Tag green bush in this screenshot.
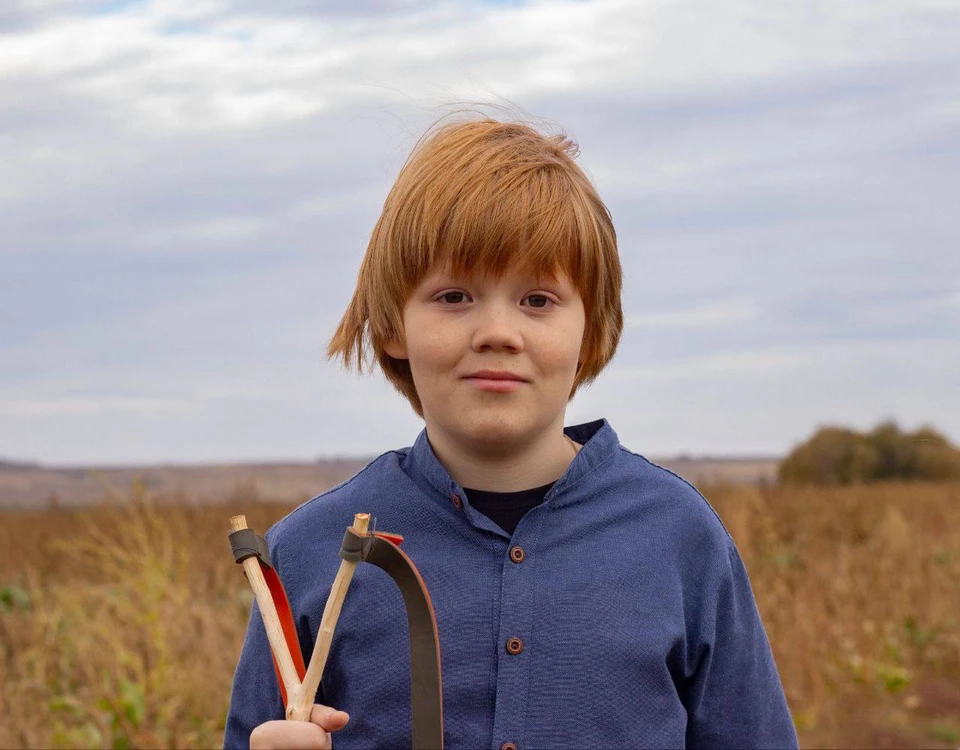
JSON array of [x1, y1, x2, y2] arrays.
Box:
[[779, 421, 960, 486]]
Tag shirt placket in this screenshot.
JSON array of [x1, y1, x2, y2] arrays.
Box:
[[489, 513, 540, 750]]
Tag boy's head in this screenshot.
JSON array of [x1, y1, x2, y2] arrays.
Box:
[[328, 117, 623, 418]]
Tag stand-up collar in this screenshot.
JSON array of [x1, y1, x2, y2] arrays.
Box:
[[554, 419, 621, 497], [400, 419, 620, 506]]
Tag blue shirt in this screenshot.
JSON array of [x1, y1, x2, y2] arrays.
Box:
[[224, 419, 798, 749]]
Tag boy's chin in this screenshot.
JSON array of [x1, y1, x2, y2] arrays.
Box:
[[453, 415, 552, 452]]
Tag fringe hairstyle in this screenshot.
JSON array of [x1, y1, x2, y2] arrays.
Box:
[[327, 117, 623, 417]]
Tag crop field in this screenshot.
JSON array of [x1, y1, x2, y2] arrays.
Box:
[[1, 480, 958, 749]]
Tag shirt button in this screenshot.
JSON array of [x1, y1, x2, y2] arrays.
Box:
[[506, 637, 523, 655], [509, 545, 525, 563], [501, 743, 518, 750], [450, 493, 463, 509]]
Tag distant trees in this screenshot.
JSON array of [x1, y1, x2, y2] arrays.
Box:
[[779, 420, 960, 486]]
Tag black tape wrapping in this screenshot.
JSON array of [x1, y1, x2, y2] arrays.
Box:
[[229, 528, 272, 568], [338, 527, 375, 563]]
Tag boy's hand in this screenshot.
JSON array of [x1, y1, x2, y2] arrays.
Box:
[[249, 705, 350, 749]]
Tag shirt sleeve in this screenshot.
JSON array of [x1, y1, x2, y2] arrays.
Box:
[[681, 544, 799, 750], [222, 596, 286, 749]]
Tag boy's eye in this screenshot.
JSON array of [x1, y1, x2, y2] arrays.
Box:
[[439, 291, 469, 304], [524, 294, 552, 309]]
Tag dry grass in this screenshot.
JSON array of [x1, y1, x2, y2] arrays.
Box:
[[711, 481, 960, 748], [1, 479, 958, 748]]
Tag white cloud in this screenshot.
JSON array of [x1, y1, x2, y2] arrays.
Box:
[[625, 299, 760, 330], [605, 348, 805, 382], [0, 395, 189, 415], [604, 337, 960, 385], [853, 291, 960, 324], [134, 215, 267, 249], [3, 0, 956, 137]]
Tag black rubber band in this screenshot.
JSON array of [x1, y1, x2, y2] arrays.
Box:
[[228, 528, 272, 568], [364, 536, 444, 750], [338, 528, 444, 747]]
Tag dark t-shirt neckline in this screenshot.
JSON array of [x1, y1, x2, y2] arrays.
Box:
[[463, 480, 556, 536]]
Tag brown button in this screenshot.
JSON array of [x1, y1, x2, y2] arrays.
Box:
[[501, 743, 518, 750], [509, 545, 525, 563], [506, 637, 523, 655], [450, 494, 463, 509]]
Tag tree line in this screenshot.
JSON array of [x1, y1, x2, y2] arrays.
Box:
[[779, 421, 960, 485]]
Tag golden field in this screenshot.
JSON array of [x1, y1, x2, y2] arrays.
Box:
[[1, 480, 958, 749]]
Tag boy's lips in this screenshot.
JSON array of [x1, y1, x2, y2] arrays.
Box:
[[463, 369, 528, 392]]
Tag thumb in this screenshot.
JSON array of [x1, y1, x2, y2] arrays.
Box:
[[309, 704, 350, 733]]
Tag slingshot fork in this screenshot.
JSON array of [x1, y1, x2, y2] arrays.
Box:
[[229, 512, 370, 721]]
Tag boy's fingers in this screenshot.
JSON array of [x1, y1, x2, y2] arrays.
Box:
[[309, 704, 350, 732], [249, 719, 331, 750]]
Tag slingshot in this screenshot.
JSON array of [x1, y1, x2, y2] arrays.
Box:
[[228, 513, 444, 749]]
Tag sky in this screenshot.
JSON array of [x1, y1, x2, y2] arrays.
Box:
[[1, 0, 958, 466]]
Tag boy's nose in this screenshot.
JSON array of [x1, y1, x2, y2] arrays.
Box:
[[471, 310, 524, 353]]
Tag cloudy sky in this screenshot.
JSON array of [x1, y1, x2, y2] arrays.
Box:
[[1, 0, 958, 466]]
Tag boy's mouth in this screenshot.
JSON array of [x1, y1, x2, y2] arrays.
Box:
[[463, 369, 528, 393]]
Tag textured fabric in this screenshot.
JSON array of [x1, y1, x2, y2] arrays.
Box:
[[464, 480, 555, 536], [224, 419, 798, 750]]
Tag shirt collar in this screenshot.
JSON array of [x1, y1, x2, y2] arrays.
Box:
[[556, 419, 620, 497], [400, 419, 620, 507]]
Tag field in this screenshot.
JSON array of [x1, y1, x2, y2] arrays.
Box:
[[1, 479, 958, 749]]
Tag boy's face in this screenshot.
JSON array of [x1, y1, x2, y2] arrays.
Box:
[[384, 266, 585, 455]]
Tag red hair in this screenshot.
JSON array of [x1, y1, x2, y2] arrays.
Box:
[[328, 117, 623, 417]]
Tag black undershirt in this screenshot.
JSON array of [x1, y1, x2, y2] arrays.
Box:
[[462, 481, 556, 536]]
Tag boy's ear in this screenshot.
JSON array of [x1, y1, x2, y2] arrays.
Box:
[[383, 338, 409, 360]]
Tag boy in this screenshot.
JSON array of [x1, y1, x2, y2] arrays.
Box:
[[224, 118, 798, 749]]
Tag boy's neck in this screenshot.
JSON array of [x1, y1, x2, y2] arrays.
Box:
[[426, 424, 581, 492]]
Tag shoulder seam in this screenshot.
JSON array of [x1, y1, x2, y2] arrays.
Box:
[[269, 449, 408, 535], [616, 445, 735, 543]]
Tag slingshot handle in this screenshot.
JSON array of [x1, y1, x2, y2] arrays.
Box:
[[230, 515, 303, 711]]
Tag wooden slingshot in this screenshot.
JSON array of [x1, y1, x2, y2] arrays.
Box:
[[228, 512, 444, 749]]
